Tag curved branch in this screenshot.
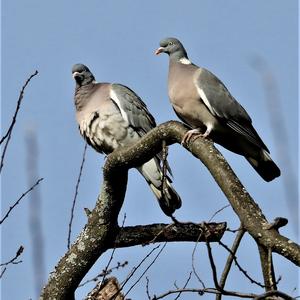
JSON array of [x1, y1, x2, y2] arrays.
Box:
[[40, 121, 300, 299]]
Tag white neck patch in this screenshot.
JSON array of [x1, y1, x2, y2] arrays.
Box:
[[179, 57, 192, 65]]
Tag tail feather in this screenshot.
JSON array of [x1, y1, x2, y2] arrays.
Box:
[[138, 158, 181, 216], [246, 154, 280, 182]]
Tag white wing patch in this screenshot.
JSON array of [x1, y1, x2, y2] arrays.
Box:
[[196, 86, 214, 115], [110, 89, 129, 123], [179, 57, 192, 65]]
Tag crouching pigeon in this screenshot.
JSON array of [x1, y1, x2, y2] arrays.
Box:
[[72, 64, 181, 216], [155, 38, 280, 181]]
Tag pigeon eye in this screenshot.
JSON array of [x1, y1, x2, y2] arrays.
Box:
[[168, 42, 174, 46]]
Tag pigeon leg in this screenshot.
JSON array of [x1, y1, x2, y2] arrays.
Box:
[[181, 125, 212, 145], [181, 128, 202, 145]]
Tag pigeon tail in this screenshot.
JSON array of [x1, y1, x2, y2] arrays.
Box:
[[246, 151, 280, 182], [149, 181, 182, 216], [138, 158, 182, 216]]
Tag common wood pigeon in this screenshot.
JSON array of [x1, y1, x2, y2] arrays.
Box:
[[72, 64, 181, 216], [155, 38, 280, 182]]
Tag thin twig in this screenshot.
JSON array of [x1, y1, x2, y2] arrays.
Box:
[[0, 246, 24, 279], [119, 245, 160, 292], [99, 214, 127, 288], [206, 242, 221, 290], [67, 143, 87, 249], [153, 287, 257, 299], [174, 271, 192, 300], [124, 242, 167, 297], [0, 178, 44, 225], [145, 277, 151, 300], [0, 245, 24, 266], [0, 70, 38, 173], [79, 261, 128, 287], [0, 267, 7, 279], [208, 204, 230, 222], [191, 228, 206, 289], [218, 240, 265, 288], [216, 227, 245, 300], [108, 244, 161, 300], [254, 290, 295, 300]]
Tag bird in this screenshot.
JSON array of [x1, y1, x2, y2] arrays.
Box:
[[72, 63, 181, 216], [155, 37, 280, 182]]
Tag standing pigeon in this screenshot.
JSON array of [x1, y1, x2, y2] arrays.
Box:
[[72, 63, 181, 216], [155, 38, 280, 181]]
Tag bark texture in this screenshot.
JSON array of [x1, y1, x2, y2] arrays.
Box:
[[40, 121, 299, 300]]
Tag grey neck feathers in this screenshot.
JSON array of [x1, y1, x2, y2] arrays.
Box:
[[169, 48, 189, 62], [74, 83, 95, 111]]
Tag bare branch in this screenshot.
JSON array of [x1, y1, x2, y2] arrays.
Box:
[[67, 143, 88, 249], [153, 287, 257, 299], [0, 178, 44, 225], [174, 272, 192, 300], [216, 227, 245, 300], [208, 204, 230, 222], [0, 245, 24, 266], [100, 214, 127, 288], [191, 229, 206, 289], [253, 290, 295, 300], [0, 70, 38, 172], [123, 242, 167, 297], [114, 222, 226, 248], [258, 245, 277, 291], [0, 246, 24, 279], [218, 240, 265, 288], [40, 121, 300, 299]]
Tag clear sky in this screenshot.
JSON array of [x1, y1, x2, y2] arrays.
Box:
[[2, 1, 298, 299]]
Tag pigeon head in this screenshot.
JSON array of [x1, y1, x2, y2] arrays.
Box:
[[155, 37, 188, 60], [72, 64, 95, 86]]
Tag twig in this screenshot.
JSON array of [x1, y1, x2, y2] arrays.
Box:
[[0, 245, 24, 266], [206, 242, 221, 291], [254, 290, 295, 300], [124, 243, 167, 297], [0, 246, 24, 278], [174, 271, 193, 300], [79, 261, 128, 287], [67, 143, 87, 249], [191, 228, 206, 289], [0, 70, 38, 173], [0, 267, 7, 279], [0, 178, 44, 225], [118, 245, 161, 294], [99, 214, 127, 287], [145, 277, 151, 300], [108, 244, 162, 300], [208, 204, 230, 222], [153, 287, 257, 299], [216, 227, 245, 300], [218, 240, 265, 288]]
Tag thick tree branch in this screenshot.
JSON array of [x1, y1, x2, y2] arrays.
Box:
[[113, 222, 226, 248], [40, 121, 299, 299]]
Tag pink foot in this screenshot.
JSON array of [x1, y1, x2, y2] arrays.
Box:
[[181, 128, 211, 145]]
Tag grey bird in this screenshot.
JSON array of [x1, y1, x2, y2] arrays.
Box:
[[155, 38, 280, 182], [72, 63, 181, 216]]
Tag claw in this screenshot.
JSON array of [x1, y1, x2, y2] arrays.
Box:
[[181, 126, 212, 145]]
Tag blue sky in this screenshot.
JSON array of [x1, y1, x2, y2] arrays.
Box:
[[1, 1, 298, 299]]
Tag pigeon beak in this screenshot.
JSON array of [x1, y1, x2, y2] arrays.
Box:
[[72, 72, 80, 79], [155, 47, 165, 55]]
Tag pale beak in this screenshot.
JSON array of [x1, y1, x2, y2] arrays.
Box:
[[72, 71, 80, 79], [155, 47, 165, 55]]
